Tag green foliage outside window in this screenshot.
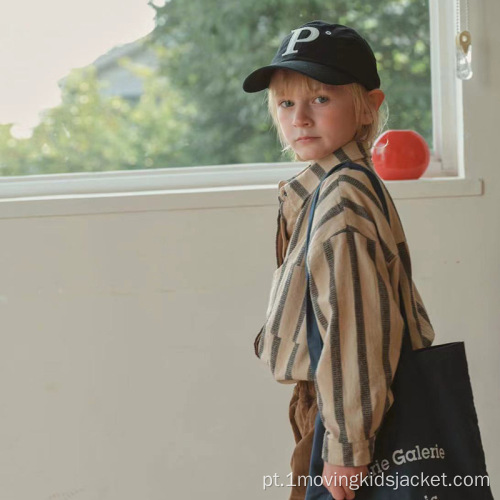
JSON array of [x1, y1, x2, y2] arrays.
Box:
[[0, 0, 431, 175]]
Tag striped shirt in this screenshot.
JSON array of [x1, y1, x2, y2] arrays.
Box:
[[254, 139, 435, 467]]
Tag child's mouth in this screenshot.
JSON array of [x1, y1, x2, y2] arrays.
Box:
[[296, 136, 318, 142]]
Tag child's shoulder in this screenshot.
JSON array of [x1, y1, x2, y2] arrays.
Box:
[[320, 160, 381, 204], [318, 160, 395, 240]]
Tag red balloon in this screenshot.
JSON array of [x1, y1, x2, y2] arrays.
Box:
[[371, 130, 430, 180]]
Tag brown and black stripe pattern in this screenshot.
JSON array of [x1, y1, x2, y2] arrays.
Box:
[[255, 139, 435, 467]]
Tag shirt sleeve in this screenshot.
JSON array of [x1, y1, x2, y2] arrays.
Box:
[[307, 225, 405, 467]]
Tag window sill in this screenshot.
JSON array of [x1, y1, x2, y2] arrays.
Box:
[[0, 163, 483, 219], [0, 178, 484, 219]]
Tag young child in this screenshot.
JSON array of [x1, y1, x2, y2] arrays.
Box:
[[243, 21, 436, 500]]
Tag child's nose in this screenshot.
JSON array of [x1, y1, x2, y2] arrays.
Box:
[[292, 104, 312, 127]]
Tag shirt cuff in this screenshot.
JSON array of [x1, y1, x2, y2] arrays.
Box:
[[322, 431, 376, 467]]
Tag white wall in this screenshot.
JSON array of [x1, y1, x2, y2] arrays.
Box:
[[1, 2, 499, 499]]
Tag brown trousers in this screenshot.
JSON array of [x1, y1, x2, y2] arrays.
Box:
[[288, 381, 319, 500]]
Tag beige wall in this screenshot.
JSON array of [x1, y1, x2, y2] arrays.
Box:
[[1, 2, 499, 499]]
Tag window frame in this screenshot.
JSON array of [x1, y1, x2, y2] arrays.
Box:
[[0, 0, 478, 207], [426, 0, 464, 178]]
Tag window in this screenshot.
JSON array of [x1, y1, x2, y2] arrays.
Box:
[[0, 0, 470, 201]]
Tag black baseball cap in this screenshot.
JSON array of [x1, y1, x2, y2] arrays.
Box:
[[242, 20, 380, 93]]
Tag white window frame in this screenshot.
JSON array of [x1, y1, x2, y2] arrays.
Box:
[[424, 0, 465, 178], [0, 0, 483, 216]]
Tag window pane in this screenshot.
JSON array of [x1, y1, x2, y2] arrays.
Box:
[[0, 0, 431, 176]]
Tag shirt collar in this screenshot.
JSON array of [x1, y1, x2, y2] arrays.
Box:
[[278, 139, 375, 208]]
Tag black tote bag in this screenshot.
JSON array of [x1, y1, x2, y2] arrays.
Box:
[[303, 161, 494, 500]]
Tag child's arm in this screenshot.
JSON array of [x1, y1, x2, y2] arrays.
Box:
[[308, 224, 404, 467]]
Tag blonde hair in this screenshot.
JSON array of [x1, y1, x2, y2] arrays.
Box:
[[267, 69, 388, 159]]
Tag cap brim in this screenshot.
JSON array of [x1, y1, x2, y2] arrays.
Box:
[[242, 60, 355, 93]]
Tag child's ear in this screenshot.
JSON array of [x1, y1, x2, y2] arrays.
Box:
[[361, 89, 385, 125]]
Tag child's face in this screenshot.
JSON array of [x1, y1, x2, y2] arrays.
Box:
[[271, 73, 358, 161]]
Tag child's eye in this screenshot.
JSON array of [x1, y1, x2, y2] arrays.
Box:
[[314, 96, 329, 104], [279, 100, 294, 108]]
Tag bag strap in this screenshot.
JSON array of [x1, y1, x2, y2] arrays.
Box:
[[304, 161, 411, 373]]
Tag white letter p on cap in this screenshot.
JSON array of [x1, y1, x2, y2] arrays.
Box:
[[282, 27, 320, 56]]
